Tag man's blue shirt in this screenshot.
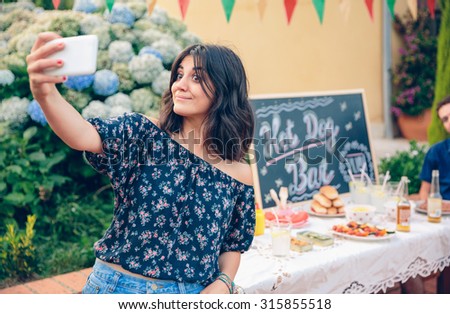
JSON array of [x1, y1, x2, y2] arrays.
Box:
[[419, 138, 450, 199]]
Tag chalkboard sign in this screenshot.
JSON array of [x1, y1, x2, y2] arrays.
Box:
[[250, 90, 377, 209]]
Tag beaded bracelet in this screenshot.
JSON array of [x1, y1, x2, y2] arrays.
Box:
[[216, 272, 235, 294]]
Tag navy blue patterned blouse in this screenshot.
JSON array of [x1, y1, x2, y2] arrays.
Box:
[[84, 113, 255, 285]]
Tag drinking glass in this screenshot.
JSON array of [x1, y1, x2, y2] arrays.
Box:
[[349, 181, 370, 204], [270, 219, 291, 257]]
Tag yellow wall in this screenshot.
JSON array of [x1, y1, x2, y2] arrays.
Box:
[[157, 0, 385, 123]]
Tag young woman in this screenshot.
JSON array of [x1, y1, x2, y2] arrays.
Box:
[[26, 32, 255, 294]]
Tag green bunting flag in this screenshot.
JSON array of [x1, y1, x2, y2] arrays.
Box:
[[312, 0, 326, 24], [221, 0, 236, 23], [386, 0, 396, 19], [106, 0, 115, 12]]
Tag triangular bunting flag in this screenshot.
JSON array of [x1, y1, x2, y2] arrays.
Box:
[[106, 0, 115, 12], [387, 0, 396, 19], [284, 0, 298, 25], [221, 0, 236, 23], [365, 0, 374, 21], [427, 0, 436, 19], [407, 0, 418, 20], [257, 0, 268, 21], [178, 0, 190, 20], [52, 0, 61, 10], [147, 0, 157, 16], [312, 0, 326, 24], [339, 0, 351, 22]]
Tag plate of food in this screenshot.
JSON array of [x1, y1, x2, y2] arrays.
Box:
[[309, 186, 346, 217], [265, 208, 309, 228], [331, 221, 396, 241], [308, 208, 345, 218], [414, 200, 450, 215]]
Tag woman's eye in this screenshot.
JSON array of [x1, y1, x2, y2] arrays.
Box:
[[176, 73, 183, 80], [192, 75, 200, 82]]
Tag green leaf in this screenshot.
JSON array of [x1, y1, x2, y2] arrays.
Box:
[[5, 165, 22, 175], [0, 182, 6, 193], [4, 192, 26, 205], [29, 151, 46, 162], [23, 127, 38, 142], [47, 174, 71, 186]]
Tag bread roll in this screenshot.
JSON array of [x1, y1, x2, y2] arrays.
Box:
[[311, 200, 327, 214], [327, 207, 337, 215], [337, 206, 345, 214], [332, 198, 344, 207], [313, 193, 332, 207], [319, 186, 339, 200]]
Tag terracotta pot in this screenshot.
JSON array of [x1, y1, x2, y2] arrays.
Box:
[[397, 109, 431, 141]]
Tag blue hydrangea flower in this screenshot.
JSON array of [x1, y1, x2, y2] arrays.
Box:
[[28, 99, 47, 126], [63, 74, 95, 91], [139, 46, 163, 62], [106, 4, 135, 27], [73, 0, 98, 13], [93, 70, 119, 96], [0, 70, 15, 86]]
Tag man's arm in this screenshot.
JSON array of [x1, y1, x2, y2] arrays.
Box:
[[419, 181, 430, 200]]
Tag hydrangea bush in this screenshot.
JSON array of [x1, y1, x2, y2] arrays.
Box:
[[0, 0, 201, 126], [0, 0, 201, 284]]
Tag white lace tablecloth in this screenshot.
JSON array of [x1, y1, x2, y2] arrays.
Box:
[[235, 209, 450, 294]]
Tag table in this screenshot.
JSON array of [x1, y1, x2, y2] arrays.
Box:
[[235, 205, 450, 294]]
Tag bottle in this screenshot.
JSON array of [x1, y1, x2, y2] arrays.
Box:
[[427, 170, 442, 223], [396, 176, 411, 232], [254, 203, 265, 236]]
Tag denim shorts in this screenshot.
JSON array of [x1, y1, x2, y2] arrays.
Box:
[[82, 259, 205, 294]]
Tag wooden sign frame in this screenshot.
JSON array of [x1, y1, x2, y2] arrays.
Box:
[[249, 89, 378, 210]]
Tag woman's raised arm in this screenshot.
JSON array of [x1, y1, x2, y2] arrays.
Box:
[[26, 32, 102, 154]]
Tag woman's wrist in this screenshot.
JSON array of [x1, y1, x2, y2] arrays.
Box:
[[215, 272, 235, 294]]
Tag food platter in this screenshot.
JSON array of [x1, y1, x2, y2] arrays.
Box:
[[331, 221, 396, 241], [414, 200, 450, 216], [264, 209, 309, 228], [330, 230, 396, 241], [307, 208, 345, 218]]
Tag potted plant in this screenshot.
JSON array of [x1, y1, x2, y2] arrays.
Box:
[[378, 141, 428, 195], [391, 8, 439, 141]]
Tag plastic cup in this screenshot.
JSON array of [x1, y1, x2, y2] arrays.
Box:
[[370, 184, 387, 214], [270, 219, 291, 257], [349, 181, 370, 204]]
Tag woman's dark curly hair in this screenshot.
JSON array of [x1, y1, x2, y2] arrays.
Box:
[[159, 44, 254, 161]]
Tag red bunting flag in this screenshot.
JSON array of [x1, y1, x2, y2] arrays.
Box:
[[52, 0, 61, 10], [284, 0, 298, 25], [221, 0, 236, 23], [364, 0, 374, 21], [427, 0, 436, 19], [178, 0, 190, 20]]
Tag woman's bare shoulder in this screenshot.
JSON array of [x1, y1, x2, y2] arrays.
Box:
[[227, 160, 254, 186], [142, 115, 160, 128]]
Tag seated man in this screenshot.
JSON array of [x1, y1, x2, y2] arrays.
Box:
[[406, 95, 450, 294], [419, 95, 450, 200]]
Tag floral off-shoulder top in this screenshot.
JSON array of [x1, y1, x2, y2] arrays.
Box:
[[84, 113, 255, 285]]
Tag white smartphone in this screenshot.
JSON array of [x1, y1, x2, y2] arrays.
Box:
[[44, 35, 98, 76]]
